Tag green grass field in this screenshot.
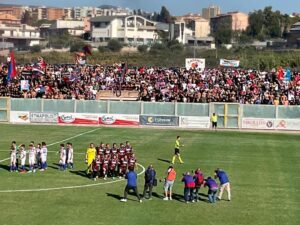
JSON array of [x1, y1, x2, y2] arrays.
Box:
[[0, 124, 299, 225]]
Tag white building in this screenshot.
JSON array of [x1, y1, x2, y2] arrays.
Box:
[[73, 7, 93, 19], [0, 24, 42, 49], [91, 15, 160, 45], [51, 19, 85, 36]]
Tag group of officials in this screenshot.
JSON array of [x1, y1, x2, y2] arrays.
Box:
[[120, 135, 231, 203], [121, 164, 231, 204]]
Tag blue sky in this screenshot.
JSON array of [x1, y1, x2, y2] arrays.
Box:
[[1, 0, 298, 15]]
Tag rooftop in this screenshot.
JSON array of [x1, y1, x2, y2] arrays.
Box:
[[90, 16, 125, 23]]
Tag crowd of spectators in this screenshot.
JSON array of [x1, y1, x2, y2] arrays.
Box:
[[1, 62, 300, 105]]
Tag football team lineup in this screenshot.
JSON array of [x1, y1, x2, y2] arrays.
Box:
[[0, 127, 146, 193]]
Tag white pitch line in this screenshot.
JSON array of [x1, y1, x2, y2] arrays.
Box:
[[0, 163, 145, 193], [47, 128, 102, 147], [0, 128, 101, 161], [0, 157, 9, 163]]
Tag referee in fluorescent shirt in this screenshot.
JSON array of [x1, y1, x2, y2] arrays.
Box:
[[171, 136, 184, 164]]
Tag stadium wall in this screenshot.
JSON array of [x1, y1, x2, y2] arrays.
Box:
[[2, 98, 300, 131]]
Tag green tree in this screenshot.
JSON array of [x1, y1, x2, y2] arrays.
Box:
[[213, 17, 233, 46], [107, 39, 123, 52], [137, 45, 148, 53], [158, 6, 174, 23], [69, 39, 85, 52], [30, 45, 41, 53]]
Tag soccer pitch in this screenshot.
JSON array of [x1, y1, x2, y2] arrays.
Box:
[[0, 124, 299, 225]]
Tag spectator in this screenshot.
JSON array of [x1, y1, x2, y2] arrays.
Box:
[[215, 168, 231, 201], [163, 165, 176, 200], [1, 63, 300, 105], [142, 165, 156, 200], [181, 171, 195, 203], [120, 166, 142, 203], [204, 176, 219, 203]]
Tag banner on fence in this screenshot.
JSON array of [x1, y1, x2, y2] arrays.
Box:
[[30, 112, 58, 123], [140, 115, 179, 126], [99, 114, 139, 126], [58, 113, 98, 125], [242, 118, 274, 129], [275, 119, 300, 130], [220, 59, 240, 67], [10, 111, 30, 123], [185, 58, 205, 70], [179, 116, 210, 128]]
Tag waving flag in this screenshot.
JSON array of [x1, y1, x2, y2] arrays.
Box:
[[7, 51, 17, 81]]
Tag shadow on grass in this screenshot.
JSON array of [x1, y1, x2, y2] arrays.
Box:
[[69, 170, 89, 179], [106, 193, 122, 200], [151, 192, 162, 199], [157, 158, 171, 164], [106, 192, 141, 202], [0, 164, 10, 171], [47, 165, 59, 170]]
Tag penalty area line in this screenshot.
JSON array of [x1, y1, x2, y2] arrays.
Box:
[[0, 128, 101, 162]]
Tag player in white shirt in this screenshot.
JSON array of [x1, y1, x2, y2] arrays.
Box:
[[10, 145, 17, 172], [59, 143, 67, 171], [19, 145, 27, 173], [28, 144, 36, 173], [40, 142, 48, 171], [67, 142, 74, 169]]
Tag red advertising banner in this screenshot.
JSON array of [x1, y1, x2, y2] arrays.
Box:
[[58, 113, 98, 125], [99, 114, 139, 126]]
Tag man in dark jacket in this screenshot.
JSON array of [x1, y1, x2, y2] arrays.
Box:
[[120, 166, 142, 203], [142, 165, 156, 200]]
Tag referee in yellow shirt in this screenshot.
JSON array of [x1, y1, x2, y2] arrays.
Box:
[[85, 143, 96, 174], [211, 113, 218, 131], [171, 136, 184, 164]]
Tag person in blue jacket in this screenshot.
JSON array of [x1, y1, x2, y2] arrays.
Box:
[[215, 168, 231, 201], [204, 176, 219, 203], [120, 166, 142, 203], [142, 165, 156, 200]]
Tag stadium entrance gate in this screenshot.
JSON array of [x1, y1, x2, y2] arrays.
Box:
[[0, 97, 10, 122], [210, 103, 240, 129]]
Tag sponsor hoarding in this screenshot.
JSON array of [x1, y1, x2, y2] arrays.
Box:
[[242, 118, 274, 129], [220, 59, 240, 67], [10, 111, 30, 123], [99, 114, 139, 126], [275, 119, 300, 130], [30, 112, 58, 123], [185, 58, 205, 70], [179, 116, 210, 129], [58, 113, 98, 125], [140, 115, 179, 126]]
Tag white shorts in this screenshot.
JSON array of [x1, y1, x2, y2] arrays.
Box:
[[21, 158, 26, 166], [11, 155, 16, 164], [29, 157, 35, 165], [41, 156, 47, 163]]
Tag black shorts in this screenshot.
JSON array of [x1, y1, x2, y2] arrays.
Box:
[[212, 122, 217, 128], [174, 148, 180, 155]]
